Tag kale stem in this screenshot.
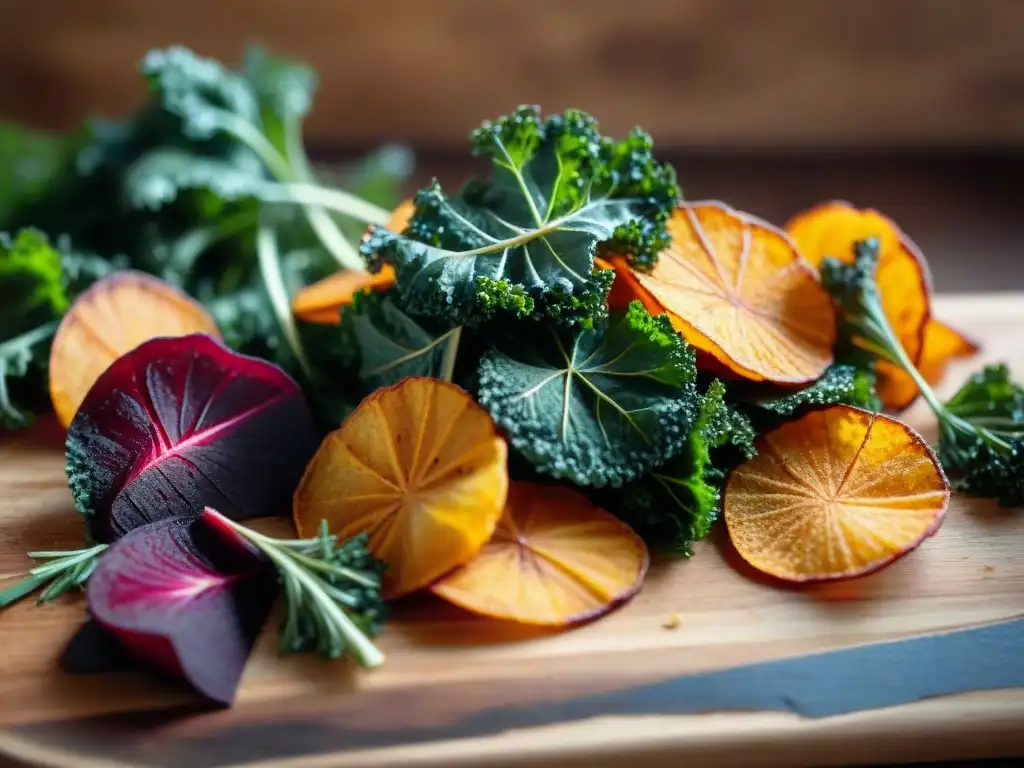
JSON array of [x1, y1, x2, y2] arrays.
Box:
[[217, 112, 293, 180], [280, 118, 369, 272], [255, 222, 314, 380], [218, 109, 370, 272], [855, 292, 1014, 456], [257, 183, 390, 229]]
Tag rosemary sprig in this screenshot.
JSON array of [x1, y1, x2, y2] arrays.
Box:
[[203, 509, 387, 668], [0, 543, 108, 608]]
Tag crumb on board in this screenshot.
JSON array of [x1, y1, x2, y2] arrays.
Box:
[[983, 565, 995, 572], [662, 613, 681, 629]]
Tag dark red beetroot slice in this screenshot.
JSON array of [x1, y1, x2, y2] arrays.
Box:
[[66, 334, 318, 543], [86, 514, 278, 705]]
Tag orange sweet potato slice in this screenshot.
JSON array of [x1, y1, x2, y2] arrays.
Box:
[[49, 271, 221, 427], [621, 202, 835, 384], [293, 377, 509, 600], [432, 482, 649, 626], [918, 317, 981, 387], [724, 405, 949, 583], [291, 267, 397, 324], [291, 199, 414, 325], [785, 201, 977, 409]]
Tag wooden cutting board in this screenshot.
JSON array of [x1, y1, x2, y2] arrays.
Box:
[[1, 292, 1022, 768]]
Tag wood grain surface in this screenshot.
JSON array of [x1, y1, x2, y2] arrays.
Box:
[[1, 0, 1023, 150], [0, 293, 1022, 767]]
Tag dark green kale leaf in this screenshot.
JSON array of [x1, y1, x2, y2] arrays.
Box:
[[337, 289, 462, 391], [943, 363, 1024, 428], [938, 364, 1024, 508], [609, 380, 756, 554], [741, 363, 881, 431], [363, 105, 680, 329], [477, 300, 700, 487]]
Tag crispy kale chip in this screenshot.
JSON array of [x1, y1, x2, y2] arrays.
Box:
[[363, 105, 680, 328], [939, 364, 1024, 507], [337, 289, 462, 391], [0, 230, 69, 429], [610, 380, 756, 554], [477, 300, 700, 487], [741, 363, 881, 430], [822, 237, 1023, 507]]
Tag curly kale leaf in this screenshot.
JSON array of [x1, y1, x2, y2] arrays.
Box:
[[610, 380, 756, 554], [941, 439, 1024, 508], [938, 364, 1024, 507], [0, 230, 70, 429], [338, 290, 462, 391], [477, 300, 700, 487], [142, 46, 262, 146], [741, 364, 881, 432], [943, 363, 1024, 429], [0, 229, 68, 329], [363, 105, 680, 328]]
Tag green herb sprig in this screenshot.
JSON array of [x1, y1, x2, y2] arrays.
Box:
[[204, 509, 387, 668], [0, 543, 108, 609]]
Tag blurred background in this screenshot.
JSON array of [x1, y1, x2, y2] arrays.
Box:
[[0, 0, 1021, 290]]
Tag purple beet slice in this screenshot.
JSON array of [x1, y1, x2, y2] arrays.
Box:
[[66, 333, 318, 543], [86, 514, 278, 705]]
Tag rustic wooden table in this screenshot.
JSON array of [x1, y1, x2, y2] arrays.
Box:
[[0, 290, 1021, 767]]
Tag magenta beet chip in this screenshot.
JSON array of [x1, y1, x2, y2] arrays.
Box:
[[86, 514, 277, 705], [66, 334, 318, 543]]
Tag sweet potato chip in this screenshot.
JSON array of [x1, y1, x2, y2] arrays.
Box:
[[432, 482, 649, 626], [785, 201, 976, 409], [291, 199, 414, 325], [619, 202, 835, 384], [918, 318, 981, 386], [49, 271, 220, 427], [724, 405, 949, 582], [291, 267, 397, 325], [293, 376, 509, 599]]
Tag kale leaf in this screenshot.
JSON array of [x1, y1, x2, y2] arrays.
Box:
[[363, 105, 679, 329], [477, 300, 700, 487], [609, 380, 756, 554], [337, 290, 462, 391], [939, 364, 1024, 507], [740, 363, 881, 432], [0, 230, 70, 429]]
